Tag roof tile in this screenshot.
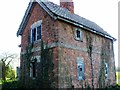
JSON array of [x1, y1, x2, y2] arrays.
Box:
[[42, 1, 113, 39]]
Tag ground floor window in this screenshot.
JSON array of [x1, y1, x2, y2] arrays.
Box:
[[30, 59, 37, 78], [77, 57, 84, 80]]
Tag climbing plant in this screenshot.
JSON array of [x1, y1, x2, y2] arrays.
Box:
[[20, 43, 33, 88], [98, 59, 106, 88], [37, 41, 54, 88], [98, 39, 111, 88], [86, 32, 94, 88]]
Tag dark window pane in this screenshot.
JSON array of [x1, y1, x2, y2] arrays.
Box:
[[32, 62, 36, 77], [78, 65, 82, 77], [76, 30, 80, 38], [80, 67, 82, 71], [105, 64, 108, 75], [32, 28, 36, 42], [37, 25, 41, 40]]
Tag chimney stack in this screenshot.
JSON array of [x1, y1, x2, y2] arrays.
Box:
[[60, 0, 74, 13]]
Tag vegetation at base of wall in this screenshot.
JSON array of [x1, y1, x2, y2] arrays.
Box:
[[37, 41, 54, 88], [116, 71, 120, 86], [1, 80, 120, 89], [116, 72, 120, 79], [19, 41, 54, 88], [20, 43, 33, 88]]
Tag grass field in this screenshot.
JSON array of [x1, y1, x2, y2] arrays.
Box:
[[116, 71, 120, 85]]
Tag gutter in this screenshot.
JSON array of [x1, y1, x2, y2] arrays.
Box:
[[17, 0, 116, 42], [57, 16, 116, 41]]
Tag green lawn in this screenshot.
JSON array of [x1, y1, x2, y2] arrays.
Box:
[[116, 72, 120, 79], [116, 72, 120, 85]]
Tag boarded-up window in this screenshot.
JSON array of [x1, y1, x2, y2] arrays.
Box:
[[30, 59, 37, 78], [105, 63, 108, 77], [77, 57, 84, 80]]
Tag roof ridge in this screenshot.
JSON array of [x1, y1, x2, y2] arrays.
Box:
[[40, 1, 116, 40], [17, 0, 116, 41]]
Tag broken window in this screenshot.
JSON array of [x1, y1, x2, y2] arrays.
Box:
[[105, 63, 108, 77], [77, 57, 84, 80], [32, 62, 36, 77], [30, 59, 37, 78], [32, 28, 36, 42], [31, 25, 42, 42], [75, 28, 83, 41], [37, 25, 42, 40], [77, 30, 80, 38]]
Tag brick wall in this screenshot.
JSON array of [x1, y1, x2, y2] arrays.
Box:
[[20, 2, 59, 85], [21, 2, 58, 52], [57, 20, 116, 88], [20, 2, 116, 88]]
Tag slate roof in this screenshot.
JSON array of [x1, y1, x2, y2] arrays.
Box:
[[17, 0, 116, 41]]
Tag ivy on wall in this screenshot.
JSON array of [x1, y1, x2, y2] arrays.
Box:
[[37, 41, 55, 88], [98, 39, 111, 88], [86, 32, 94, 88], [20, 41, 55, 88], [20, 43, 33, 88]]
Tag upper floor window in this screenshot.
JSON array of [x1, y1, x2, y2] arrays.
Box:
[[75, 28, 83, 41], [31, 20, 42, 43], [77, 57, 85, 80]]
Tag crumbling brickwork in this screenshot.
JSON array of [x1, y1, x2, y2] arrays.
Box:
[[19, 1, 116, 88]]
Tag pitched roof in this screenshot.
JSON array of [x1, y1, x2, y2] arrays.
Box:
[[17, 0, 116, 41]]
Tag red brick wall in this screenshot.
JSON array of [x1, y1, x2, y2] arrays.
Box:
[[57, 21, 116, 88], [20, 2, 59, 86], [20, 2, 116, 88], [21, 2, 58, 52]]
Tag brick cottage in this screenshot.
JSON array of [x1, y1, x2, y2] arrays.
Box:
[[17, 0, 116, 88]]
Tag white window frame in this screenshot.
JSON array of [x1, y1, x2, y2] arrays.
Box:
[[31, 20, 42, 43], [75, 28, 83, 41]]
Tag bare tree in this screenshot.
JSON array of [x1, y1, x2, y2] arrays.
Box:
[[0, 52, 17, 81]]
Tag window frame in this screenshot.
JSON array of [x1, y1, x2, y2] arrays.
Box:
[[30, 20, 42, 43], [30, 58, 37, 78], [75, 28, 83, 41], [77, 57, 85, 80], [105, 62, 109, 77]]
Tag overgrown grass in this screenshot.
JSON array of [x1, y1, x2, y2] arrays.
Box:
[[0, 78, 17, 87], [1, 80, 120, 89], [116, 72, 120, 79], [0, 72, 120, 89], [116, 71, 120, 86]]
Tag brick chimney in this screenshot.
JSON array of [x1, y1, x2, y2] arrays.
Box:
[[60, 0, 74, 13]]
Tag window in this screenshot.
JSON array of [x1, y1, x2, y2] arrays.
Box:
[[32, 62, 36, 77], [30, 59, 37, 78], [31, 25, 42, 42], [77, 58, 84, 80], [105, 63, 108, 77], [75, 28, 83, 41]]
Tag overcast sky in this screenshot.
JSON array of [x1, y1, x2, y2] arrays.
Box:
[[0, 0, 118, 68]]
